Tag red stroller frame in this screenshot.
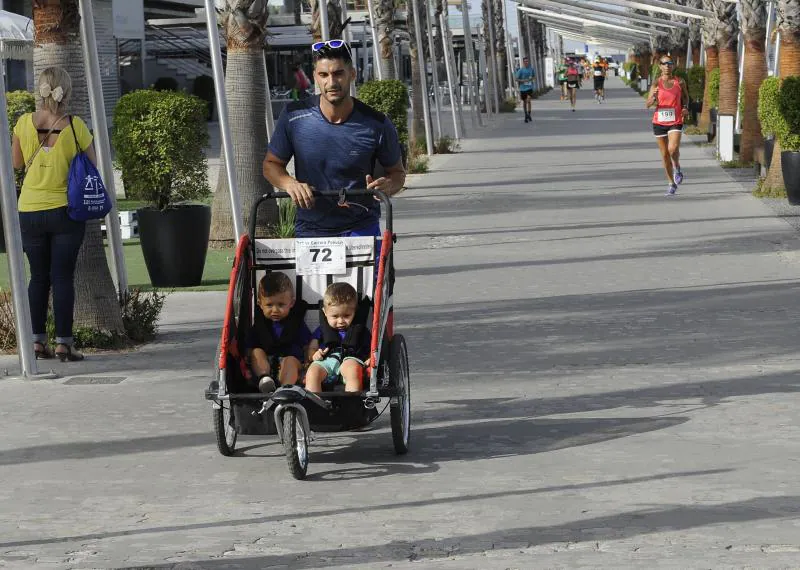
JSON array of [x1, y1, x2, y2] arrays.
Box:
[[206, 190, 411, 480]]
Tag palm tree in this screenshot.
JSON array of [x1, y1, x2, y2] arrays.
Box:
[[699, 0, 721, 130], [375, 0, 398, 79], [739, 0, 768, 163], [764, 0, 800, 190], [32, 0, 124, 334], [687, 0, 703, 65], [711, 0, 739, 117], [311, 0, 346, 42], [669, 0, 689, 69], [407, 0, 428, 146], [493, 0, 508, 94], [209, 0, 275, 245]]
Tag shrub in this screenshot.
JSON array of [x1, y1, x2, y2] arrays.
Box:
[[112, 89, 210, 210], [0, 287, 167, 351], [687, 66, 705, 102], [408, 154, 429, 174], [499, 97, 516, 112], [357, 80, 409, 156], [778, 76, 800, 151], [435, 135, 460, 154], [6, 90, 34, 134], [121, 288, 167, 342], [153, 76, 179, 91], [708, 68, 720, 109], [269, 197, 296, 238], [192, 75, 215, 120], [758, 76, 782, 137]]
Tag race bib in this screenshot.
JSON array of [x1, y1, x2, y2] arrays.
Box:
[[295, 238, 347, 275], [658, 108, 676, 123], [594, 70, 603, 76]]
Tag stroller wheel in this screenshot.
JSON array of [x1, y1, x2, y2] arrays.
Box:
[[282, 408, 309, 479], [213, 402, 237, 456], [389, 334, 411, 454]]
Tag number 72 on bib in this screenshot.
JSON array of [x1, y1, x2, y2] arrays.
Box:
[[295, 238, 347, 275]]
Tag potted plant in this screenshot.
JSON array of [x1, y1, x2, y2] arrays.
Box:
[[758, 76, 781, 170], [358, 79, 409, 166], [778, 76, 800, 204], [113, 89, 211, 286]]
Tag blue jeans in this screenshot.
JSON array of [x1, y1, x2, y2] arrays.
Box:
[[19, 207, 85, 345]]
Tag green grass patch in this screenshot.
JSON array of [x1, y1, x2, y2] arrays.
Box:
[[408, 154, 429, 174], [752, 177, 787, 199], [720, 160, 755, 169], [683, 126, 706, 136], [0, 237, 235, 292]]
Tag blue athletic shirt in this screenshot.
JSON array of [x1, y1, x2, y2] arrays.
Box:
[[516, 66, 535, 92], [268, 95, 402, 237]]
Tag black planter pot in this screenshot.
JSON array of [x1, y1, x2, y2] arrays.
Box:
[[782, 151, 800, 206], [707, 108, 718, 142], [764, 137, 775, 169], [137, 204, 211, 287]]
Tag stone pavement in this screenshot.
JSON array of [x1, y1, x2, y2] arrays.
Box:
[[3, 78, 800, 568]]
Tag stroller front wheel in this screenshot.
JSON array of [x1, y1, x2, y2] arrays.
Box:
[[282, 408, 309, 479]]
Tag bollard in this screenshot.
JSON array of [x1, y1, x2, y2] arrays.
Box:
[[718, 114, 735, 162]]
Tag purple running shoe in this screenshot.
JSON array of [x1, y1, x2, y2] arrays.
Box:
[[665, 183, 678, 197], [674, 169, 684, 185]]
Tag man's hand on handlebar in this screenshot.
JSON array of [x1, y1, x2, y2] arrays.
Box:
[[366, 174, 391, 198], [285, 180, 315, 209]]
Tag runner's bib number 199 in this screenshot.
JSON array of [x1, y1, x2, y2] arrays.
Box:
[[657, 108, 676, 123], [295, 238, 347, 275]]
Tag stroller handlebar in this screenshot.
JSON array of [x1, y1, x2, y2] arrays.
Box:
[[248, 189, 393, 239]]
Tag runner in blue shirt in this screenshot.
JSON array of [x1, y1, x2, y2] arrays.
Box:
[[515, 56, 536, 123], [263, 40, 406, 237]]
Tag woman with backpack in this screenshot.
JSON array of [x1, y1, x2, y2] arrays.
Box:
[[11, 66, 97, 362]]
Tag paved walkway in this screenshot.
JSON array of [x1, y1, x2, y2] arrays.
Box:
[[3, 78, 800, 568]]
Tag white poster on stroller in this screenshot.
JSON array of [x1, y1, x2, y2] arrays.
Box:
[[295, 238, 347, 275]]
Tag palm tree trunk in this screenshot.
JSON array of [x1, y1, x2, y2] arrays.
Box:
[[493, 0, 508, 94], [779, 32, 800, 76], [717, 43, 739, 115], [375, 0, 397, 79], [740, 39, 767, 162], [407, 0, 426, 147], [209, 50, 275, 245], [33, 0, 123, 334], [699, 46, 719, 130]]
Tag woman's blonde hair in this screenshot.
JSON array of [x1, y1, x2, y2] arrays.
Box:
[[36, 67, 72, 113]]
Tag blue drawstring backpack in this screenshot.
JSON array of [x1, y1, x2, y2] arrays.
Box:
[[67, 116, 112, 222]]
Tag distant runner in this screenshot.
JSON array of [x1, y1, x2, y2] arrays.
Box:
[[557, 59, 568, 101], [646, 55, 689, 196], [515, 56, 535, 123], [566, 61, 580, 112], [593, 57, 607, 103]]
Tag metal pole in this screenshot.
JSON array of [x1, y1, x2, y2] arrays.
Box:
[[686, 36, 692, 68], [425, 0, 443, 139], [477, 31, 491, 118], [440, 10, 462, 139], [203, 0, 244, 240], [141, 38, 147, 88], [0, 76, 37, 377], [319, 0, 330, 42], [735, 31, 744, 132], [699, 34, 705, 66], [765, 0, 774, 69], [78, 0, 127, 298], [262, 51, 275, 141], [774, 31, 780, 76], [442, 0, 466, 135], [485, 0, 501, 114], [410, 0, 434, 155], [462, 0, 483, 126], [340, 0, 357, 96], [367, 0, 382, 80]]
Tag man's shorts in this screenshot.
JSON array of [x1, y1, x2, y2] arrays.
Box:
[[559, 79, 567, 85], [653, 123, 684, 138], [310, 352, 366, 382], [567, 80, 579, 90], [520, 90, 533, 101], [594, 78, 605, 90]]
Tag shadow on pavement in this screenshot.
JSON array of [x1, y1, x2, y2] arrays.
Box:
[[0, 468, 730, 550]]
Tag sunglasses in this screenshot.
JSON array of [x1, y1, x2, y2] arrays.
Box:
[[312, 39, 352, 57], [660, 61, 674, 66]]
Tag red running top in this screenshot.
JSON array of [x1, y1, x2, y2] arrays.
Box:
[[652, 77, 683, 126]]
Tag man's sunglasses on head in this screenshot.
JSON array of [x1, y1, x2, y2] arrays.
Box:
[[312, 39, 352, 58]]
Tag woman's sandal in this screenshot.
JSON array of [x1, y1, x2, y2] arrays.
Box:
[[55, 343, 84, 362], [34, 342, 54, 360]]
